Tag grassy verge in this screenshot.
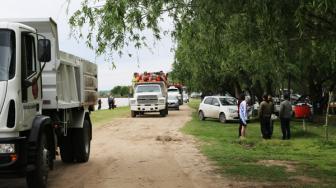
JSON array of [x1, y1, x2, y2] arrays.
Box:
[[90, 106, 130, 127], [182, 99, 336, 186]]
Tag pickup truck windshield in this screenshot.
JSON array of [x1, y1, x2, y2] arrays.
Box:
[[0, 30, 15, 81], [136, 85, 161, 93]]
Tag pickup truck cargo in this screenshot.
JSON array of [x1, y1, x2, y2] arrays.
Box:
[[0, 18, 97, 188]]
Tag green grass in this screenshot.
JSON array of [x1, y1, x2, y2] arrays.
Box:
[[90, 106, 130, 127], [182, 99, 336, 186]]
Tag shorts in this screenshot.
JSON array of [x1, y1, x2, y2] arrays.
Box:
[[239, 118, 247, 127]]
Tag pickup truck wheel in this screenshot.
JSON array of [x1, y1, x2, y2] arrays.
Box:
[[131, 110, 136, 117], [198, 111, 205, 121], [219, 113, 226, 123], [59, 130, 74, 163], [26, 131, 49, 188], [160, 110, 166, 117], [165, 106, 169, 115], [73, 120, 91, 163]]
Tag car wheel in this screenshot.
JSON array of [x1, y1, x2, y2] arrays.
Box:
[[219, 113, 226, 123], [199, 111, 205, 121]]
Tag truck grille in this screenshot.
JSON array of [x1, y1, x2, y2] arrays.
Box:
[[137, 95, 158, 104]]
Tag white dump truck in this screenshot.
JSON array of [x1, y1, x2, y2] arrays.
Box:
[[0, 18, 97, 188], [130, 72, 168, 117]]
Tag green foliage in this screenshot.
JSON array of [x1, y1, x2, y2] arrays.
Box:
[[70, 0, 336, 106], [110, 85, 130, 97], [183, 99, 336, 185]]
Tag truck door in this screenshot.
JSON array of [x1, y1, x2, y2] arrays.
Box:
[[21, 33, 41, 128]]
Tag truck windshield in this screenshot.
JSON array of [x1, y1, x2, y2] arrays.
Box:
[[0, 30, 15, 81], [136, 85, 161, 93]]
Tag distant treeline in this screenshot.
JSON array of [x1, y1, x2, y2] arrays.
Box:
[[99, 86, 130, 98]]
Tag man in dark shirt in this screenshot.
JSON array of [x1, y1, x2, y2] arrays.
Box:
[[259, 94, 273, 139], [279, 93, 292, 140]]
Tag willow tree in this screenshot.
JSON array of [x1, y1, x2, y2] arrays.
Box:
[[70, 0, 336, 110]]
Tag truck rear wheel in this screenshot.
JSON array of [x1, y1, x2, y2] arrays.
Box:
[[73, 120, 91, 163], [26, 131, 49, 188], [59, 130, 74, 163]]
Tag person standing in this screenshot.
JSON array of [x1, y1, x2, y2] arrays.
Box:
[[279, 93, 292, 140], [108, 95, 113, 110], [239, 94, 248, 139], [98, 98, 102, 110], [268, 95, 275, 137], [259, 94, 273, 139], [238, 93, 244, 137]]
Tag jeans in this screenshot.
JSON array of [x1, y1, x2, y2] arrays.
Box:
[[280, 118, 291, 139], [261, 117, 272, 139]]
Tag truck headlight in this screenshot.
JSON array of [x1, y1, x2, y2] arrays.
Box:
[[0, 144, 15, 154], [159, 98, 165, 104]]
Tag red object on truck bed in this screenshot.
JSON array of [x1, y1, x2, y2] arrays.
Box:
[[294, 104, 311, 118], [133, 71, 168, 86]]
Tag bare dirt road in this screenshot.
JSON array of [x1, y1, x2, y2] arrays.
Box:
[[1, 105, 233, 188]]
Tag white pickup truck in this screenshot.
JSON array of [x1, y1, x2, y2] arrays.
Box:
[[0, 18, 97, 188], [130, 82, 168, 117]]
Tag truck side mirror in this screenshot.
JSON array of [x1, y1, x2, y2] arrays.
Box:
[[38, 39, 51, 62]]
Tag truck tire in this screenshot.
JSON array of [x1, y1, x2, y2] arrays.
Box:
[[131, 110, 136, 117], [59, 130, 74, 163], [165, 105, 169, 115], [160, 110, 166, 117], [73, 120, 91, 163], [26, 131, 49, 188]]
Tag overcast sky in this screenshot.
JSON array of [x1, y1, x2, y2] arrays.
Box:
[[0, 0, 174, 90]]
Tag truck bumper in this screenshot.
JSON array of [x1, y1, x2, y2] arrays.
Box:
[[131, 104, 166, 112], [0, 137, 28, 178]]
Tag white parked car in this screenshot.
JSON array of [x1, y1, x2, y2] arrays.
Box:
[[198, 96, 239, 123]]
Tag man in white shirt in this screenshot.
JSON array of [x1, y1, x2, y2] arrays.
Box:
[[239, 94, 248, 138]]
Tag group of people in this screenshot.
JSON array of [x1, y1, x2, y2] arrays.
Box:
[[97, 96, 116, 110], [132, 71, 168, 86], [238, 93, 292, 140]]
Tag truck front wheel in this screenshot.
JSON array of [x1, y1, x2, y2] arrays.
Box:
[[26, 131, 49, 188], [160, 110, 166, 117], [73, 120, 91, 163], [131, 110, 136, 117]]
